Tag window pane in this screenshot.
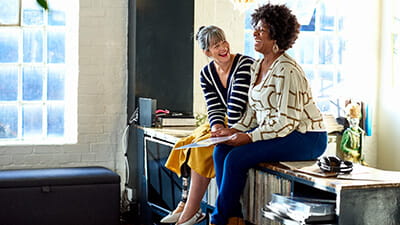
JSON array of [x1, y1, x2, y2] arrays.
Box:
[[47, 66, 65, 100], [319, 34, 334, 64], [47, 104, 64, 137], [338, 15, 344, 32], [0, 67, 18, 101], [0, 29, 20, 63], [23, 29, 44, 63], [300, 9, 316, 31], [303, 68, 314, 80], [49, 10, 66, 26], [0, 0, 20, 25], [48, 0, 68, 26], [23, 67, 44, 101], [337, 69, 344, 85], [0, 105, 18, 138], [22, 104, 43, 137], [295, 34, 315, 64], [47, 30, 65, 63], [244, 8, 253, 29], [338, 37, 346, 64], [319, 0, 335, 31], [318, 68, 334, 97], [286, 48, 295, 58], [244, 31, 257, 58], [22, 0, 44, 26], [48, 0, 66, 26], [316, 99, 332, 114]]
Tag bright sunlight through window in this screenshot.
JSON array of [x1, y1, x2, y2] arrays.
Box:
[[0, 0, 78, 145], [244, 0, 377, 118]]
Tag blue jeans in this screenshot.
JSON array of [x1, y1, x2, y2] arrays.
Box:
[[210, 131, 327, 225]]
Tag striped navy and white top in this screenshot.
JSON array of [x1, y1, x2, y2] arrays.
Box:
[[200, 54, 254, 128]]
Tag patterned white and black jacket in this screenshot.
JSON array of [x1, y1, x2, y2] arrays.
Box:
[[232, 53, 326, 142]]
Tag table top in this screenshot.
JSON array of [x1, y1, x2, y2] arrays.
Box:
[[140, 126, 196, 143], [258, 161, 400, 193]]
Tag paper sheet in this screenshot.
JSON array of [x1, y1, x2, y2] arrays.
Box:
[[174, 135, 235, 150]]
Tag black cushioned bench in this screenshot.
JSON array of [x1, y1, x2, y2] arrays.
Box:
[[0, 166, 120, 225]]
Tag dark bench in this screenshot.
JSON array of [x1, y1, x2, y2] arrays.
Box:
[[0, 166, 120, 225]]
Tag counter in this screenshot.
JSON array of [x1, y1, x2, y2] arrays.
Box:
[[140, 126, 196, 144]]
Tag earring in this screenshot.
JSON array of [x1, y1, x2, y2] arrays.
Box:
[[272, 43, 279, 54]]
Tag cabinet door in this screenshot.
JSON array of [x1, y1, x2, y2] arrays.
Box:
[[145, 136, 182, 212], [144, 136, 211, 225]]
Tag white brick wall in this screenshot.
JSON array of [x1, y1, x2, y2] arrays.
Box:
[[0, 0, 129, 183], [193, 0, 246, 115]]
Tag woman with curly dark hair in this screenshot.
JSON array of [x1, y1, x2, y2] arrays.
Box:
[[209, 4, 328, 225]]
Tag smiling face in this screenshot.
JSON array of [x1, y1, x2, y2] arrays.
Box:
[[205, 39, 231, 64], [253, 20, 275, 55]]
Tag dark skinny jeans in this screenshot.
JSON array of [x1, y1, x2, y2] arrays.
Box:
[[210, 130, 327, 225]]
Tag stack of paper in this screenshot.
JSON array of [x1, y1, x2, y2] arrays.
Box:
[[262, 194, 337, 224]]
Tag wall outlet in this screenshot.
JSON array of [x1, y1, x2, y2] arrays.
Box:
[[126, 187, 134, 201]]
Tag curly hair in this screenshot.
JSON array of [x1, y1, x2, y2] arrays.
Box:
[[251, 3, 300, 51]]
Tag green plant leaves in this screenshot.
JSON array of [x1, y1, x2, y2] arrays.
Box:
[[36, 0, 48, 10]]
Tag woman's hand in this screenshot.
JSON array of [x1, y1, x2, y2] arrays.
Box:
[[211, 124, 225, 132], [225, 132, 252, 146], [211, 128, 253, 146], [211, 128, 237, 137]]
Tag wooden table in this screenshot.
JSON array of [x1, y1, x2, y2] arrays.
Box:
[[243, 161, 400, 225]]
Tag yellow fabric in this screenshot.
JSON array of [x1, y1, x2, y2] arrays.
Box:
[[164, 122, 215, 178]]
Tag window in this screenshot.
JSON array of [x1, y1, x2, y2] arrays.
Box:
[[244, 0, 375, 118], [0, 0, 78, 144]]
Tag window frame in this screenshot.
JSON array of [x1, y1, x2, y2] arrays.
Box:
[[0, 0, 78, 145]]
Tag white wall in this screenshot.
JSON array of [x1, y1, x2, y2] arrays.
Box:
[[0, 0, 128, 180], [377, 0, 400, 170], [339, 0, 380, 168], [193, 0, 246, 115]]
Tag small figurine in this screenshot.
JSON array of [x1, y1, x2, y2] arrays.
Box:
[[340, 102, 367, 165]]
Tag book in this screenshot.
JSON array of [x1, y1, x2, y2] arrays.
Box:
[[158, 117, 196, 127], [174, 135, 235, 149]]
